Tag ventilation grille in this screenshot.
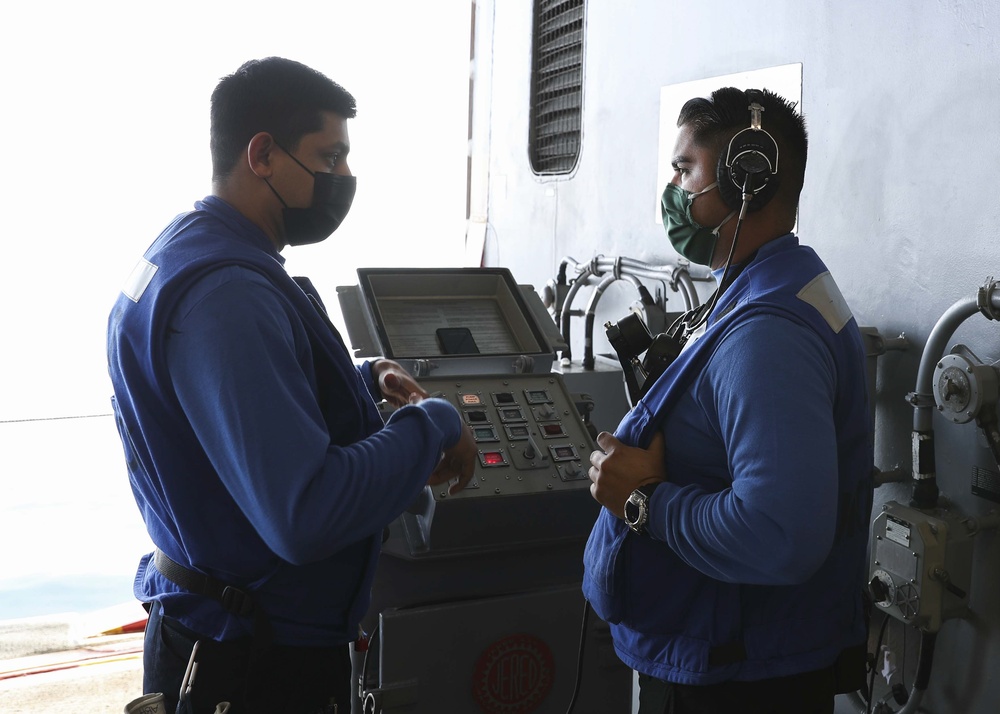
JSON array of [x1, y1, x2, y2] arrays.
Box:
[[529, 0, 585, 174]]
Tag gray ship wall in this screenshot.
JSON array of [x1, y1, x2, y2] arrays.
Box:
[[469, 2, 1000, 713]]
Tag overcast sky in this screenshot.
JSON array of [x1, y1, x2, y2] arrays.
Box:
[[0, 0, 473, 608]]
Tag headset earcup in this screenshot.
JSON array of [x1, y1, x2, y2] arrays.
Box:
[[716, 149, 780, 213], [716, 116, 782, 213], [716, 151, 746, 211]]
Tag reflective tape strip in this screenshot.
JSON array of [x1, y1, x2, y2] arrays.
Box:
[[796, 271, 853, 334], [122, 258, 158, 303]]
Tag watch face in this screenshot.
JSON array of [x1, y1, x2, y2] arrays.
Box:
[[625, 491, 647, 531], [624, 499, 640, 525]]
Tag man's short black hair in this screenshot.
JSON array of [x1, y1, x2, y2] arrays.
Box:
[[677, 87, 808, 211], [210, 57, 357, 180]]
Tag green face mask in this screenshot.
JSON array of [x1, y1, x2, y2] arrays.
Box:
[[660, 182, 736, 266]]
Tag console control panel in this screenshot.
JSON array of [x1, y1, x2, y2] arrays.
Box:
[[420, 373, 595, 501]]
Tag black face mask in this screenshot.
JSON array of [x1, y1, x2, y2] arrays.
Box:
[[267, 143, 357, 246]]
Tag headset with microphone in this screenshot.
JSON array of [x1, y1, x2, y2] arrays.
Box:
[[606, 90, 783, 406], [716, 89, 780, 212]]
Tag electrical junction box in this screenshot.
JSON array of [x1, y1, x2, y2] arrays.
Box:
[[869, 501, 975, 632]]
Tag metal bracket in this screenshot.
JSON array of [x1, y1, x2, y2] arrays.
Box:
[[749, 101, 765, 131], [905, 391, 936, 408], [977, 275, 1000, 321]]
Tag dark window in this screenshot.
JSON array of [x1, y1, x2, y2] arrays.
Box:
[[529, 0, 585, 175]]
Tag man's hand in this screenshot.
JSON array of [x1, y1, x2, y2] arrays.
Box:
[[372, 359, 429, 407], [374, 361, 474, 495], [427, 421, 477, 495], [588, 431, 666, 519]]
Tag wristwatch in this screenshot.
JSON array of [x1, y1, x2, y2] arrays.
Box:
[[623, 483, 660, 535]]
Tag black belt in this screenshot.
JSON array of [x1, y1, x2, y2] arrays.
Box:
[[707, 640, 866, 694], [152, 549, 271, 646]]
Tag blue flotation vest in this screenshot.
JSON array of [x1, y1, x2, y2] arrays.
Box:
[[583, 235, 873, 684]]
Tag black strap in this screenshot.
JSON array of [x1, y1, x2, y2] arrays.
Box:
[[707, 639, 865, 692], [152, 548, 271, 646], [666, 249, 760, 346]]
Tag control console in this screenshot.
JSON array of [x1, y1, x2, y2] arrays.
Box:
[[384, 372, 598, 558]]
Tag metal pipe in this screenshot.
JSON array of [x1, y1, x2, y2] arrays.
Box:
[[559, 267, 594, 362], [674, 268, 700, 311], [893, 632, 935, 714], [873, 468, 909, 487], [912, 296, 982, 432], [563, 254, 711, 285], [962, 510, 1000, 535], [587, 257, 701, 312], [908, 279, 1000, 507], [591, 257, 708, 284], [558, 255, 706, 362], [842, 632, 934, 714], [913, 280, 1000, 431], [582, 274, 644, 369]]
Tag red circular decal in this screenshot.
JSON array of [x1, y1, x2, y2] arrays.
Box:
[[472, 633, 554, 714]]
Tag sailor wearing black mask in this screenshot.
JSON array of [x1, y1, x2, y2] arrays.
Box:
[[108, 57, 476, 713], [262, 140, 357, 247]]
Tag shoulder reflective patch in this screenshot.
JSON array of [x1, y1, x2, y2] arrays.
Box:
[[121, 258, 158, 303], [796, 271, 853, 333]]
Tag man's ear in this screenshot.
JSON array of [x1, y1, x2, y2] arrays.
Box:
[[247, 132, 277, 178]]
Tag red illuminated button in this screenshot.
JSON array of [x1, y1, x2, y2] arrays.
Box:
[[483, 452, 505, 465]]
